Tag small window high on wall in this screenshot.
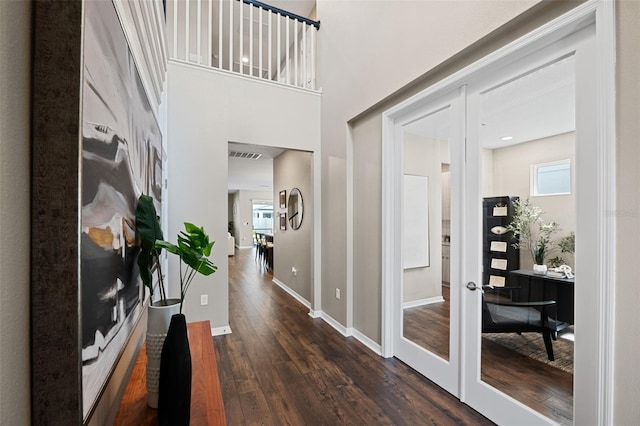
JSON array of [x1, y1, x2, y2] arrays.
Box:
[[531, 159, 571, 196]]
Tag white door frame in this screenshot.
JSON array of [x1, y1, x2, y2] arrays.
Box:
[[381, 0, 615, 423]]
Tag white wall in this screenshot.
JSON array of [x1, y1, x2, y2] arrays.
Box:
[[167, 63, 320, 327], [0, 1, 31, 424], [323, 0, 544, 343], [273, 150, 314, 302], [488, 132, 576, 268], [614, 1, 640, 422]]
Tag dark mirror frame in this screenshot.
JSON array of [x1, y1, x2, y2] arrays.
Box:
[[287, 188, 304, 230]]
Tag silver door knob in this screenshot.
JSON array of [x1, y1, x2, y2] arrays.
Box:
[[466, 282, 478, 291]]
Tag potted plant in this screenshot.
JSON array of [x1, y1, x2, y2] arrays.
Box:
[[136, 195, 181, 408], [548, 232, 575, 269], [506, 198, 559, 274], [135, 195, 218, 412], [155, 222, 217, 425]]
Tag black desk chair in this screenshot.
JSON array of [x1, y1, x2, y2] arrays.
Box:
[[482, 286, 557, 361]]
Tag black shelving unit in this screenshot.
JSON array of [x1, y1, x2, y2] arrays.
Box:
[[482, 196, 520, 288]]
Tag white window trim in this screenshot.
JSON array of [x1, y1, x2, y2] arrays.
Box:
[[530, 158, 571, 196]]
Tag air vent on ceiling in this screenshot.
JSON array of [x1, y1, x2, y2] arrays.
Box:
[[229, 151, 262, 160]]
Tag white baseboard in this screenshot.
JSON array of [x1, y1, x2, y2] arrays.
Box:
[[308, 310, 383, 357], [270, 286, 383, 358], [272, 278, 311, 309], [352, 328, 383, 356], [236, 244, 253, 250], [403, 296, 444, 309], [320, 311, 350, 336], [211, 325, 232, 336], [308, 309, 321, 318]]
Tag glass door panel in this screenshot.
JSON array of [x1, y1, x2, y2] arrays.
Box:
[[394, 89, 463, 396], [461, 30, 593, 424]]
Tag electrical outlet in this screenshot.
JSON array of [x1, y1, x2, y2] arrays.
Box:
[[200, 294, 208, 306], [335, 288, 341, 300], [292, 267, 297, 276]]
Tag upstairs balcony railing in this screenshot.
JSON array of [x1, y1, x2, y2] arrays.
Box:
[[167, 0, 320, 90]]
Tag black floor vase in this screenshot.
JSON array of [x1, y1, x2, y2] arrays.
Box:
[[158, 313, 192, 426]]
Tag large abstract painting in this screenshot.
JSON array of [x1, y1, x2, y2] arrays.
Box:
[[80, 0, 162, 419]]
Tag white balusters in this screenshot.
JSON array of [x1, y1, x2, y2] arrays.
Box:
[[184, 0, 190, 61], [310, 27, 315, 90], [268, 10, 272, 80], [168, 0, 318, 90], [196, 0, 201, 63], [285, 16, 290, 85], [294, 19, 298, 87], [249, 5, 253, 76], [239, 0, 243, 74], [276, 15, 281, 82], [172, 0, 178, 58], [258, 6, 263, 78], [302, 24, 307, 89], [218, 0, 223, 68], [208, 0, 212, 66], [228, 0, 233, 71]]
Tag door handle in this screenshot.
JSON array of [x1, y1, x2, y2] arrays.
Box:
[[466, 282, 479, 291]]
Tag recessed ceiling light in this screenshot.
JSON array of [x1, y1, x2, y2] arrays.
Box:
[[242, 57, 249, 63], [500, 136, 513, 141]]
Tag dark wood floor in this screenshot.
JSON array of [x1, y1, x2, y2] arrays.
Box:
[[215, 248, 493, 425], [404, 286, 573, 426]]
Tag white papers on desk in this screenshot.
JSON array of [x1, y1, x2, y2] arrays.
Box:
[[490, 241, 508, 252]]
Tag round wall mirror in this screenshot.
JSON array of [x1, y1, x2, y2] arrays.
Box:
[[287, 188, 303, 230]]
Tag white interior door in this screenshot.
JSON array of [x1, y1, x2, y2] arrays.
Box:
[[461, 25, 599, 424], [392, 88, 464, 396]]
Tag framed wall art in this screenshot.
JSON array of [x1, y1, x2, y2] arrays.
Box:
[[31, 0, 165, 423]]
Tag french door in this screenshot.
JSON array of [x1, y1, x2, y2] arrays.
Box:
[[392, 88, 465, 396], [385, 7, 611, 423]]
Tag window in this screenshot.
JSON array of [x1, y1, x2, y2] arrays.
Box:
[[531, 159, 571, 196]]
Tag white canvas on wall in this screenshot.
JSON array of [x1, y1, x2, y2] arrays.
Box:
[[403, 175, 430, 269]]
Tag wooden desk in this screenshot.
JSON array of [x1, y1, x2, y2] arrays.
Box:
[[510, 269, 575, 325], [114, 321, 226, 425]]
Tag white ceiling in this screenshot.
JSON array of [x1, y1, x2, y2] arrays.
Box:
[[228, 142, 285, 193], [404, 56, 575, 149]]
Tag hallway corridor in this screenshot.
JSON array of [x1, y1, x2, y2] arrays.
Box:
[[213, 248, 492, 425]]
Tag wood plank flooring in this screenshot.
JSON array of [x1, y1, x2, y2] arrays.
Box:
[[404, 286, 573, 425], [215, 249, 493, 425]]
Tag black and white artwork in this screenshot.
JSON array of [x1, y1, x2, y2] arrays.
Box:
[[80, 0, 162, 419]]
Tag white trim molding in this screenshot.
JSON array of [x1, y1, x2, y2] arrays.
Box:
[[594, 2, 616, 424], [272, 278, 311, 309], [320, 311, 350, 337], [352, 329, 383, 356], [402, 296, 445, 310], [211, 325, 232, 336]]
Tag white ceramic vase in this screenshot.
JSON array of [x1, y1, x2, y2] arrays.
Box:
[[533, 264, 548, 275], [146, 298, 181, 408]]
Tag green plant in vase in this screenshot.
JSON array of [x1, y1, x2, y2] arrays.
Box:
[[507, 198, 559, 272], [156, 222, 218, 313], [136, 194, 168, 305]]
